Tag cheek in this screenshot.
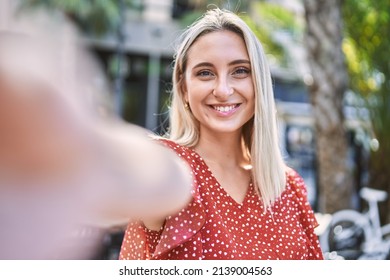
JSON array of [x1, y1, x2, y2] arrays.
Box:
[[249, 92, 255, 108], [186, 82, 208, 104], [243, 82, 255, 102], [248, 81, 255, 99], [245, 85, 256, 117]]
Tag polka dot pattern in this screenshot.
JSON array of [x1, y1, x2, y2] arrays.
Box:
[[119, 139, 324, 260]]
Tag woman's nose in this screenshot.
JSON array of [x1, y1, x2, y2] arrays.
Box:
[[212, 77, 233, 100]]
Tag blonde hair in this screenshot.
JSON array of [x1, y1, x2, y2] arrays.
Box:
[[167, 8, 286, 210]]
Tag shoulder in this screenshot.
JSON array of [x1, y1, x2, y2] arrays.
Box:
[[285, 166, 308, 197], [156, 137, 182, 150], [283, 166, 319, 228], [281, 166, 312, 211], [155, 138, 197, 163], [281, 169, 322, 259]]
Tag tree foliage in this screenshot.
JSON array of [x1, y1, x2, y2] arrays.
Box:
[[243, 1, 304, 68], [342, 0, 390, 221], [343, 0, 389, 97], [178, 0, 302, 68], [19, 0, 143, 35]]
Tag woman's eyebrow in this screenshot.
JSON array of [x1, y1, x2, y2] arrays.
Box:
[[192, 62, 213, 69], [228, 59, 250, 66], [192, 59, 250, 70]]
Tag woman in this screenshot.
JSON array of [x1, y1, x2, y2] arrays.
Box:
[[119, 8, 323, 260]]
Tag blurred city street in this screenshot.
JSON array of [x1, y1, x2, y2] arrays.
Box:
[[1, 0, 389, 260]]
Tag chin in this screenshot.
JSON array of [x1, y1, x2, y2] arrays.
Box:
[[206, 124, 244, 134]]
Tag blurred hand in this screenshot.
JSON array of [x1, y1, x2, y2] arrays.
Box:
[[0, 8, 192, 259]]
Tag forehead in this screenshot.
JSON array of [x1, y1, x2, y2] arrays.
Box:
[[186, 30, 249, 65]]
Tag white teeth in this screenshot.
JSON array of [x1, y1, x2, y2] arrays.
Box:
[[213, 105, 236, 112]]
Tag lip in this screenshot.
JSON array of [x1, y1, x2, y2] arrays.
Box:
[[208, 103, 241, 117]]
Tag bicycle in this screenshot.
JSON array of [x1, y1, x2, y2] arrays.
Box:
[[319, 187, 390, 260]]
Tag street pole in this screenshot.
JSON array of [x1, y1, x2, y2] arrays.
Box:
[[145, 51, 161, 131]]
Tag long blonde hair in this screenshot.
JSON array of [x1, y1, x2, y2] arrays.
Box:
[[167, 8, 286, 210]]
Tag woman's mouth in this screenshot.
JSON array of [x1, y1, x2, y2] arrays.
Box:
[[209, 104, 241, 115]]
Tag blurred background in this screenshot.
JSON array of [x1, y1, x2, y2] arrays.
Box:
[[1, 0, 389, 259]]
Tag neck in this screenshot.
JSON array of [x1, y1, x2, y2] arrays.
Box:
[[195, 129, 249, 169]]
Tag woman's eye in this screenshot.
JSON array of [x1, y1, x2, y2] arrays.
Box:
[[233, 67, 250, 76], [196, 70, 214, 77]]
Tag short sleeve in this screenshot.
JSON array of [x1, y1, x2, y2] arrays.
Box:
[[286, 168, 324, 260]]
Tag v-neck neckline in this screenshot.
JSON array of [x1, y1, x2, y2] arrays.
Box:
[[190, 148, 252, 207]]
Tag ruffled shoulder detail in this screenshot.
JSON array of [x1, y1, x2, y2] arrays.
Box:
[[151, 139, 205, 258], [285, 167, 323, 259], [285, 167, 319, 229]]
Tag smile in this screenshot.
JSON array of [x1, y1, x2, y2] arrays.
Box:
[[211, 104, 240, 113]]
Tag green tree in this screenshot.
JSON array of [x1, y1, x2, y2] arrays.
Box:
[[342, 0, 390, 222], [19, 0, 143, 35], [18, 0, 147, 117], [244, 1, 304, 68], [179, 0, 300, 71]]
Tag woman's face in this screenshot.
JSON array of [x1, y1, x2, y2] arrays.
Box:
[[183, 30, 255, 137]]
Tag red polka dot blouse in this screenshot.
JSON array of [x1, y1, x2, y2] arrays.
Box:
[[119, 139, 324, 260]]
